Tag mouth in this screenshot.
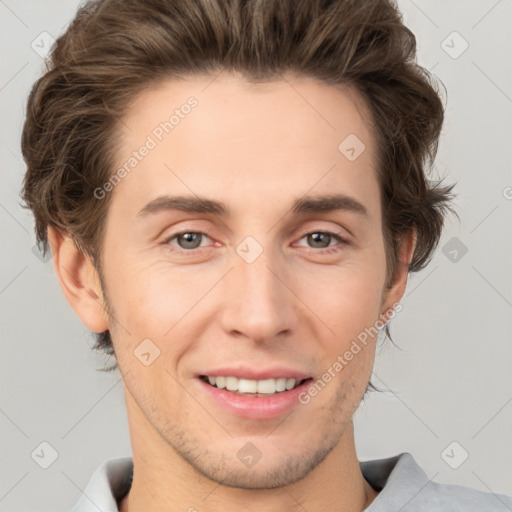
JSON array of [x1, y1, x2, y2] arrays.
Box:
[[195, 366, 315, 419], [199, 375, 312, 397]]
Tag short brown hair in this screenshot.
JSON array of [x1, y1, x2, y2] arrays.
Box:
[[21, 0, 454, 369]]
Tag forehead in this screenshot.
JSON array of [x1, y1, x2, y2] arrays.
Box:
[[110, 73, 379, 218]]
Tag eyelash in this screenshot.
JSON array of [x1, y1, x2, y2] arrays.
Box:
[[162, 230, 349, 256]]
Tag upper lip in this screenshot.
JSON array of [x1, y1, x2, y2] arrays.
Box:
[[196, 366, 311, 381]]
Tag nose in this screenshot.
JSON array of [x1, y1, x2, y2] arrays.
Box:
[[219, 245, 296, 344]]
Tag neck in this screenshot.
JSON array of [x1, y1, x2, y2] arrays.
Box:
[[119, 393, 378, 512]]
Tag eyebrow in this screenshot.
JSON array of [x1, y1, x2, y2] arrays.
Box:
[[136, 193, 369, 219], [137, 195, 229, 217], [291, 194, 368, 217]]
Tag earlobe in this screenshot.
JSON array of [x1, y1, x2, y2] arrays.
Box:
[[47, 226, 109, 333]]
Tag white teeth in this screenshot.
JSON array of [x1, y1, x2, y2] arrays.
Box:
[[225, 376, 238, 391], [238, 378, 258, 393], [205, 376, 302, 394], [285, 378, 296, 391], [275, 377, 286, 392], [257, 378, 276, 394]]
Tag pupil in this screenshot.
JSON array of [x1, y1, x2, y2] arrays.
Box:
[[308, 233, 330, 248], [178, 233, 201, 249]]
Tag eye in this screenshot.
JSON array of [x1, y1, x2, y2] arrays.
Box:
[[165, 232, 212, 250], [296, 231, 346, 251]]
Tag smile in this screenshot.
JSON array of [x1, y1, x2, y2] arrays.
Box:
[[199, 375, 308, 396]]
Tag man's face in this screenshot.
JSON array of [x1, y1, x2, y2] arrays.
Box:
[[100, 73, 395, 488]]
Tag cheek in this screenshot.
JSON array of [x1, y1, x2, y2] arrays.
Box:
[[308, 277, 383, 344], [105, 257, 220, 343], [289, 256, 386, 379], [296, 252, 386, 330]]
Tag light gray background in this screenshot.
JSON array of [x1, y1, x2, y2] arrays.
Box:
[[1, 1, 511, 510]]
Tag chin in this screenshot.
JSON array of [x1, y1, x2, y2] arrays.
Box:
[[175, 436, 339, 490]]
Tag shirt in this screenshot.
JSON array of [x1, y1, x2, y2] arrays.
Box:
[[69, 452, 512, 511]]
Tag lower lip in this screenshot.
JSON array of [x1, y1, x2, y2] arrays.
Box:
[[196, 377, 313, 420]]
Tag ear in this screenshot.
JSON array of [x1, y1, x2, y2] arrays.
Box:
[[47, 226, 109, 333], [380, 228, 416, 315]]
